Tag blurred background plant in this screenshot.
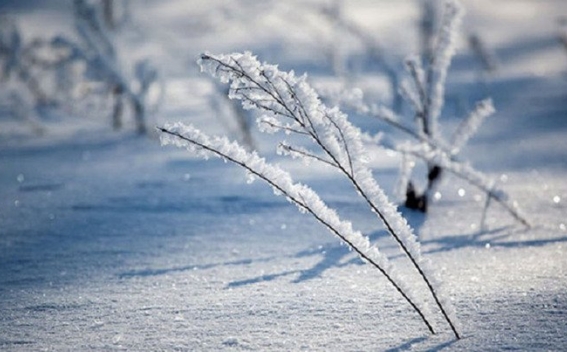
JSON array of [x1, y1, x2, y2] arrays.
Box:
[[0, 0, 162, 136]]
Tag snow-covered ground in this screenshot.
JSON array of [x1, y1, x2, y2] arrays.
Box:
[[1, 1, 566, 350]]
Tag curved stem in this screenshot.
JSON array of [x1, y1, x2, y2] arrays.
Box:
[[159, 126, 437, 336]]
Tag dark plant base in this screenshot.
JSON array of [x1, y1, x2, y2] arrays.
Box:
[[405, 181, 428, 212]]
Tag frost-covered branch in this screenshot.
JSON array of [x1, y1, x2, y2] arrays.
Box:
[[196, 51, 461, 339], [424, 0, 463, 139], [277, 143, 337, 169], [450, 98, 494, 154], [420, 0, 441, 62], [159, 122, 435, 335]]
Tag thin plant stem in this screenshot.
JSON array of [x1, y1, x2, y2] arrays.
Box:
[[158, 126, 437, 336]]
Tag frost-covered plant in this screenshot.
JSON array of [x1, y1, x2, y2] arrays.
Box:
[[419, 0, 442, 62], [335, 1, 529, 228], [160, 52, 461, 339], [71, 0, 161, 134], [0, 4, 160, 135]]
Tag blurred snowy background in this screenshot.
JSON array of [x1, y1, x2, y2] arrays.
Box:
[[1, 0, 566, 350]]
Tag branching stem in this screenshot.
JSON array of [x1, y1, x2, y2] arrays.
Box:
[[158, 126, 436, 335]]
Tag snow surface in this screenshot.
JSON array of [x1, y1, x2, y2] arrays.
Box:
[[1, 1, 567, 350]]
